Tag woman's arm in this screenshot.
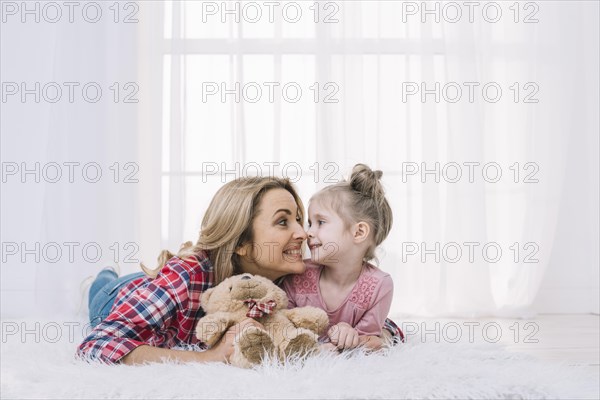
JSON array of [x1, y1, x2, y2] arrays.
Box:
[[121, 318, 262, 365], [77, 258, 210, 364], [121, 345, 224, 365], [382, 318, 405, 344]]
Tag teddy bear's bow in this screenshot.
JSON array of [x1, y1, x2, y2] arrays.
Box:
[[243, 299, 276, 318]]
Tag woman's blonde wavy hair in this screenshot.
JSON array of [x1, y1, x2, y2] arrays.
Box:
[[141, 176, 305, 285]]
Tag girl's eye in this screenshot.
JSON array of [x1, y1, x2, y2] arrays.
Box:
[[318, 220, 325, 225]]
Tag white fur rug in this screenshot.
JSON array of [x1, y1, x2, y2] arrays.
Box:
[[1, 318, 598, 399]]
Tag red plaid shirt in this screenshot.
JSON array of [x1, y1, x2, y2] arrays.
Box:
[[77, 251, 404, 364]]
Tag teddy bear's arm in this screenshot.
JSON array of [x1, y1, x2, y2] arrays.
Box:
[[282, 307, 329, 335], [195, 312, 235, 347]]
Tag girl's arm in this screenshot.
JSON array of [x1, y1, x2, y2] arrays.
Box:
[[351, 275, 396, 349], [326, 275, 394, 351]]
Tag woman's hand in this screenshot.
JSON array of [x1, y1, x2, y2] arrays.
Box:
[[205, 318, 265, 363], [357, 335, 389, 352], [319, 342, 339, 353], [328, 322, 360, 350]]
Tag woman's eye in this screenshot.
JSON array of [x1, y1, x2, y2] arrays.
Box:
[[318, 220, 325, 225], [278, 219, 287, 226]]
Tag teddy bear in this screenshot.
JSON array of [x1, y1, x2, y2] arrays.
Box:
[[195, 273, 329, 368]]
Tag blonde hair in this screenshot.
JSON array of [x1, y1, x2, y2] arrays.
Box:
[[141, 177, 305, 285], [311, 163, 393, 263]]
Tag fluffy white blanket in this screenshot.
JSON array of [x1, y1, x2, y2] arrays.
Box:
[[1, 318, 597, 399]]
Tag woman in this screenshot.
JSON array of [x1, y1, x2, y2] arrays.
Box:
[[77, 176, 403, 365]]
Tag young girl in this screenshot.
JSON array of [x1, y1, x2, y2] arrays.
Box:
[[284, 164, 395, 350]]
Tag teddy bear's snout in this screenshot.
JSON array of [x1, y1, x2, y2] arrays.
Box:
[[240, 275, 251, 280], [231, 281, 268, 300]]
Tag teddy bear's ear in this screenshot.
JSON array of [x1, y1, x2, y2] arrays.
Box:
[[200, 288, 214, 307]]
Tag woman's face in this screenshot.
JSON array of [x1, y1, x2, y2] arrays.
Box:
[[236, 188, 307, 281]]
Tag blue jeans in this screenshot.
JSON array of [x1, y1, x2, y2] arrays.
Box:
[[88, 269, 146, 328]]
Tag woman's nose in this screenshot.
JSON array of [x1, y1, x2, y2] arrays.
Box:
[[294, 223, 307, 240]]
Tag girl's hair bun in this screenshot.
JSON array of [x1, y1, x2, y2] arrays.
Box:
[[349, 163, 384, 199]]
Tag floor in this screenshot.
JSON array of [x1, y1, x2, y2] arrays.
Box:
[[393, 313, 600, 376], [1, 314, 597, 399]]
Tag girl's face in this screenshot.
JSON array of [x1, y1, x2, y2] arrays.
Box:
[[306, 200, 354, 266], [236, 188, 307, 281]]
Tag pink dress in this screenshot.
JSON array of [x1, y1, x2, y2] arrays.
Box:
[[283, 260, 394, 336]]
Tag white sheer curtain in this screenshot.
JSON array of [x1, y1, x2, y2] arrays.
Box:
[[3, 1, 597, 319], [1, 6, 143, 318], [147, 1, 599, 318], [319, 2, 598, 317]]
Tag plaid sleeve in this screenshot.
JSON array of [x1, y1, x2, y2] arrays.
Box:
[[76, 259, 193, 364], [383, 318, 406, 344]]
